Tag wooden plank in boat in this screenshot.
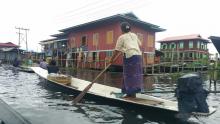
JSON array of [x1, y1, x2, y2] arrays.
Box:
[[109, 92, 164, 106], [122, 97, 163, 106]]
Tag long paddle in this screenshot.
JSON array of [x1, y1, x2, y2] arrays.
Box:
[[73, 53, 121, 104]]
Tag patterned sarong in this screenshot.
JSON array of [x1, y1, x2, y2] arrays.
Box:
[[122, 55, 143, 95]]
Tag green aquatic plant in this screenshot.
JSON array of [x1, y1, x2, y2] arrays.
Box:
[[169, 72, 184, 83]]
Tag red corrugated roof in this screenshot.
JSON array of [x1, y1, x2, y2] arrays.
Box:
[[0, 42, 19, 47], [60, 12, 165, 33], [157, 34, 209, 42]]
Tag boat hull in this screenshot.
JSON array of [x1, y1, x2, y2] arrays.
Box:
[[209, 36, 220, 54], [18, 66, 34, 73], [39, 78, 180, 122], [32, 67, 216, 121], [0, 98, 31, 124]]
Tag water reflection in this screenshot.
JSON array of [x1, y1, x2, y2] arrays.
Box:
[[208, 70, 220, 92]]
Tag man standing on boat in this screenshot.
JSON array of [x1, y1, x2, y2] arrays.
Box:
[[110, 22, 143, 98]]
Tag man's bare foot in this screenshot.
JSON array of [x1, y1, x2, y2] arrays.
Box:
[[123, 94, 136, 98]]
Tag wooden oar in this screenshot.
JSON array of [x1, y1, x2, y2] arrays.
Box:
[[73, 53, 121, 104]]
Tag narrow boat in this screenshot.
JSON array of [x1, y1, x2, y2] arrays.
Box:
[[18, 66, 34, 73], [0, 98, 31, 124], [31, 67, 216, 120]]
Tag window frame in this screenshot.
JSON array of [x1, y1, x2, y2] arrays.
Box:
[[189, 41, 194, 49], [106, 30, 114, 44]]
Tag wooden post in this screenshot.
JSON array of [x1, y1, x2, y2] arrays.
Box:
[[182, 53, 184, 72], [213, 53, 219, 84], [145, 64, 148, 74], [142, 53, 147, 74], [152, 65, 154, 74], [104, 59, 106, 69], [163, 63, 166, 73], [61, 49, 62, 67], [170, 48, 174, 73], [215, 53, 218, 69], [158, 65, 161, 73], [177, 43, 179, 72]]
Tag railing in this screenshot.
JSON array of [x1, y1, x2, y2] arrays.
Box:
[[80, 45, 88, 51], [49, 58, 111, 69], [160, 48, 209, 52], [71, 46, 88, 52]]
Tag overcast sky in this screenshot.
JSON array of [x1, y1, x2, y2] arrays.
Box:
[[0, 0, 219, 54]]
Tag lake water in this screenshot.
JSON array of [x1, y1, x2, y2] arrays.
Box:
[[0, 65, 220, 124]]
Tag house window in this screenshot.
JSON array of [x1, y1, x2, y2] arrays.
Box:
[[204, 43, 207, 50], [44, 44, 48, 50], [189, 41, 193, 48], [137, 33, 143, 45], [201, 42, 204, 49], [93, 33, 99, 46], [197, 41, 200, 49], [160, 44, 163, 49], [189, 52, 193, 58], [92, 52, 96, 61], [147, 53, 154, 63], [81, 35, 87, 46], [106, 31, 113, 44], [70, 37, 76, 48], [54, 42, 57, 49], [179, 42, 184, 48], [57, 42, 62, 49], [194, 53, 197, 59], [162, 43, 167, 49], [171, 43, 176, 49], [147, 34, 154, 47], [179, 53, 183, 58], [92, 52, 99, 61], [49, 43, 53, 49]]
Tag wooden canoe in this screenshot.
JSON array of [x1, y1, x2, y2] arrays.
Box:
[[0, 98, 31, 124], [31, 67, 216, 119], [18, 66, 34, 73]]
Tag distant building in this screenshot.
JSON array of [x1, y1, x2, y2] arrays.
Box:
[[40, 12, 165, 69], [0, 42, 19, 62], [39, 36, 68, 66], [158, 34, 209, 62]]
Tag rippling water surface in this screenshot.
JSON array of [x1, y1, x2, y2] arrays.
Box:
[[0, 65, 220, 124]]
